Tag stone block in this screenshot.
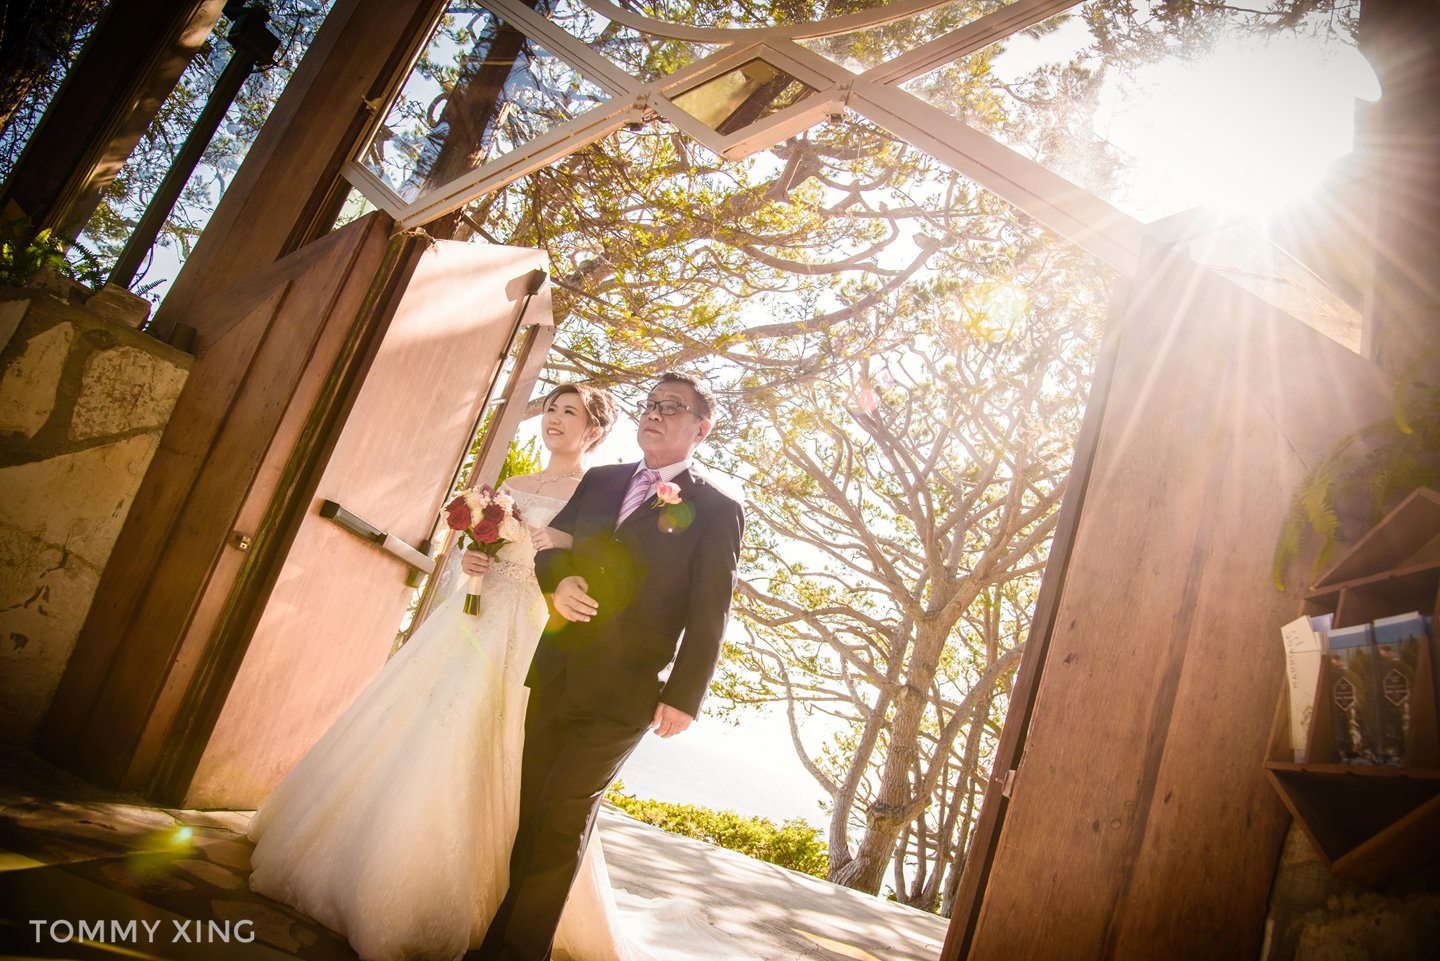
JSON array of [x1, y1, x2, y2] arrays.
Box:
[[0, 432, 160, 569], [0, 321, 74, 438], [0, 524, 101, 745], [174, 857, 246, 891], [83, 284, 152, 328], [0, 298, 25, 351], [192, 837, 254, 870], [71, 345, 189, 440], [27, 269, 91, 305]]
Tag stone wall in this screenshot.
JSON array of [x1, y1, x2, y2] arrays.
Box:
[[0, 275, 191, 745], [1263, 824, 1440, 960]]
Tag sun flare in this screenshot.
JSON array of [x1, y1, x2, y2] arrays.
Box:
[[1101, 29, 1381, 221]]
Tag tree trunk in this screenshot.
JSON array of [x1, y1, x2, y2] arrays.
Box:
[[829, 626, 944, 894], [421, 0, 543, 239]]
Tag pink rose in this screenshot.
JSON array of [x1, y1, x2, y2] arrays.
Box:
[[655, 480, 681, 505]]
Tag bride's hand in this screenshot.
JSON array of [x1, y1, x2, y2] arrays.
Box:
[[530, 526, 572, 551], [460, 550, 491, 576]]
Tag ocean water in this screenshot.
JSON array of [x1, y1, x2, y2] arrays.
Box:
[[617, 707, 829, 830]]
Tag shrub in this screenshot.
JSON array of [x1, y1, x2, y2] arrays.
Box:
[[604, 780, 828, 879]]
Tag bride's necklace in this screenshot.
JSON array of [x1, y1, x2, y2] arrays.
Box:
[[535, 467, 583, 490]]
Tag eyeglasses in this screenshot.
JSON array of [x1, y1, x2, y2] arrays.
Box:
[[637, 399, 699, 418]]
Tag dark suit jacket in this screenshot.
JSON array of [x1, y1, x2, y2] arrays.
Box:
[[531, 462, 744, 726]]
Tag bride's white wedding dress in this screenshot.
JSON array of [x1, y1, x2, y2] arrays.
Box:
[[248, 485, 630, 961]]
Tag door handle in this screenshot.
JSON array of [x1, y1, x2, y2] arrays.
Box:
[[319, 499, 435, 576]]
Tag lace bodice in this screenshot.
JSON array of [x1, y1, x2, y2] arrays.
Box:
[[488, 483, 569, 582]]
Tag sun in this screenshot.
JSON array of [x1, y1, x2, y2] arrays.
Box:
[[1099, 27, 1380, 222]]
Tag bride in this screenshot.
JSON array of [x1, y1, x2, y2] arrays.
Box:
[[248, 383, 631, 961]]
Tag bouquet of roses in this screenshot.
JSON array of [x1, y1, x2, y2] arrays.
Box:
[[444, 484, 525, 615]]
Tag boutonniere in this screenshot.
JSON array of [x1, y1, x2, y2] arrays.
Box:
[[652, 480, 682, 507], [651, 480, 694, 533]]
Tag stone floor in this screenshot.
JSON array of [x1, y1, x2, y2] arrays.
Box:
[[0, 749, 949, 960]]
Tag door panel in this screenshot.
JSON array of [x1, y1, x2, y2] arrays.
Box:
[[37, 213, 397, 787], [184, 241, 551, 808], [954, 254, 1394, 961]]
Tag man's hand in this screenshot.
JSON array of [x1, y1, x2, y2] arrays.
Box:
[[651, 703, 693, 738], [551, 575, 598, 622], [461, 550, 491, 576], [530, 526, 573, 551]]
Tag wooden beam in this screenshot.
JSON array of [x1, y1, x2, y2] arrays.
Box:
[[860, 0, 1083, 88], [147, 0, 446, 346], [850, 79, 1144, 275], [393, 100, 638, 230], [472, 318, 558, 491], [1356, 0, 1440, 382], [0, 0, 226, 237], [582, 0, 962, 43]]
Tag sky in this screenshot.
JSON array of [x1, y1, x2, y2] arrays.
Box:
[[988, 3, 1379, 222]]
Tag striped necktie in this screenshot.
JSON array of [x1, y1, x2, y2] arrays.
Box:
[[617, 468, 660, 526]]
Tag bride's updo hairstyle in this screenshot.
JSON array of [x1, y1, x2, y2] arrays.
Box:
[[543, 383, 617, 452]]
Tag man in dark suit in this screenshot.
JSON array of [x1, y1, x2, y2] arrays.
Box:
[[475, 372, 745, 961]]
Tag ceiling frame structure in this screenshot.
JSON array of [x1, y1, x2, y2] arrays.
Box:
[[342, 0, 1145, 273]]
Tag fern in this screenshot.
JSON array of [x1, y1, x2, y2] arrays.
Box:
[[1273, 364, 1440, 589], [496, 435, 543, 486], [0, 221, 106, 289]]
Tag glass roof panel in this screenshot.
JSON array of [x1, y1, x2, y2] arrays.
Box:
[[796, 0, 1008, 73], [899, 1, 1376, 225], [670, 58, 819, 134], [359, 3, 609, 204], [547, 0, 718, 83], [599, 0, 889, 31]]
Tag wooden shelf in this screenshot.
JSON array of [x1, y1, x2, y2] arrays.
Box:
[[1263, 763, 1440, 887], [1303, 558, 1440, 617], [1264, 488, 1440, 887], [1310, 488, 1440, 589]]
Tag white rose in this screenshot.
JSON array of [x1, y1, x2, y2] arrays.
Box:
[[498, 515, 524, 543]]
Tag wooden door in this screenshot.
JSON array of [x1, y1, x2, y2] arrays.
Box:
[[947, 244, 1394, 961], [182, 240, 552, 808], [37, 213, 553, 806], [39, 212, 400, 789]]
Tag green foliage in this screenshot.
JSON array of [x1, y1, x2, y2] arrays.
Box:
[[496, 435, 544, 486], [604, 780, 828, 879], [1273, 369, 1440, 588], [0, 222, 105, 288]]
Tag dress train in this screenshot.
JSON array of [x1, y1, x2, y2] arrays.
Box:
[[248, 486, 631, 961]]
